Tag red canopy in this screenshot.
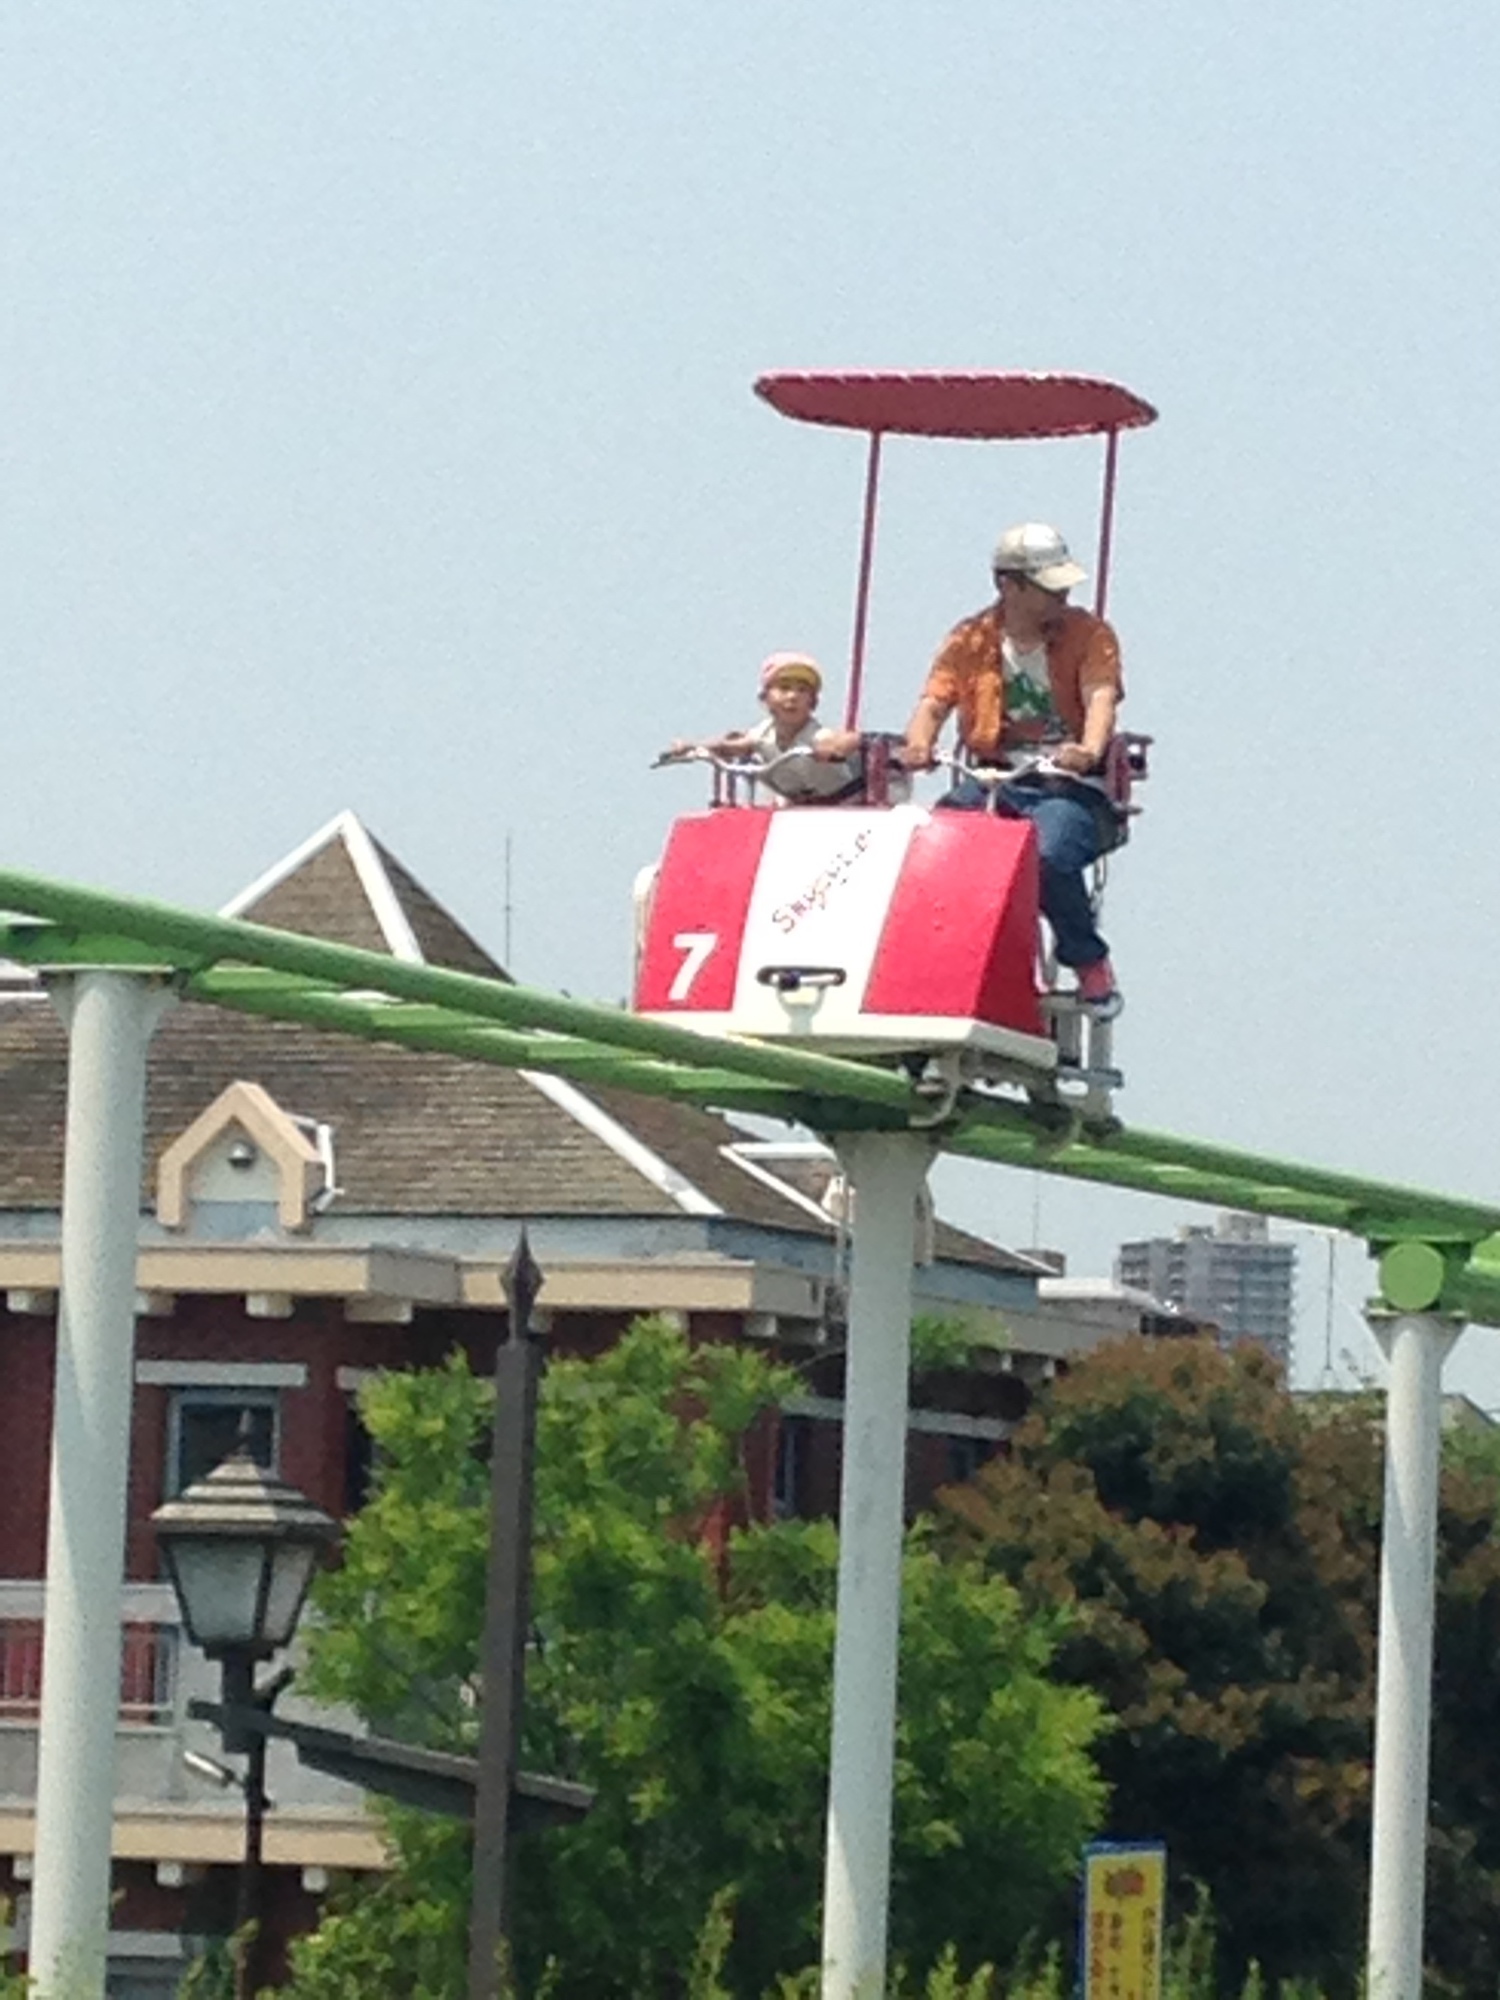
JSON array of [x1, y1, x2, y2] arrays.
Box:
[[754, 371, 1156, 442]]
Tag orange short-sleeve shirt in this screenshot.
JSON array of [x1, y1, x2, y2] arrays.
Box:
[[921, 603, 1123, 757]]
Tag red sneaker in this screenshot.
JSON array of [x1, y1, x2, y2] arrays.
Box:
[[1075, 958, 1123, 1020]]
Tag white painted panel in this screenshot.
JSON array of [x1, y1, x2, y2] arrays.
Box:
[[727, 808, 922, 1037]]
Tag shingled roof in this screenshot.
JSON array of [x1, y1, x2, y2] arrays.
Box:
[[221, 811, 502, 978], [0, 813, 1035, 1270], [0, 817, 799, 1230]]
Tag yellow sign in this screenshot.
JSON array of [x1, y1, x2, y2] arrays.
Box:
[[1081, 1841, 1166, 2000]]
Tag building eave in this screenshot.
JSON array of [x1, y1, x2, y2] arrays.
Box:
[[0, 1804, 388, 1872], [0, 1240, 834, 1325]]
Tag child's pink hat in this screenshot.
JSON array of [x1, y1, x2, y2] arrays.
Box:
[[759, 652, 822, 695]]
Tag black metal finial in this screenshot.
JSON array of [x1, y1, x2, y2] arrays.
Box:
[[503, 1227, 544, 1342]]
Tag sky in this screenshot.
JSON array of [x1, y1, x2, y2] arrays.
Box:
[[2, 2, 1498, 1397]]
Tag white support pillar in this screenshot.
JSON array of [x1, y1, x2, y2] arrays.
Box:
[[1365, 1310, 1460, 2000], [30, 972, 170, 1999], [820, 1132, 931, 2000]]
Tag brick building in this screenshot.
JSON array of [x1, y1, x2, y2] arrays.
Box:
[[0, 811, 1097, 1991]]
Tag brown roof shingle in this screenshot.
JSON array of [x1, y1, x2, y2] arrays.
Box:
[[0, 999, 683, 1216], [240, 836, 393, 958], [372, 842, 504, 980]]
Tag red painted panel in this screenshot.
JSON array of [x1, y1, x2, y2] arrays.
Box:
[[755, 371, 1157, 441], [634, 811, 773, 1013], [863, 814, 1044, 1036]]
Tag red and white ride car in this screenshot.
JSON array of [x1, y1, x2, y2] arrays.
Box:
[[633, 371, 1156, 1110], [636, 790, 1051, 1071]]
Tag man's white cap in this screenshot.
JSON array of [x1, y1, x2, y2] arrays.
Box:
[[991, 522, 1087, 593]]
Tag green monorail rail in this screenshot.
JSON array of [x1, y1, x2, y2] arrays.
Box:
[[2, 865, 1497, 1322]]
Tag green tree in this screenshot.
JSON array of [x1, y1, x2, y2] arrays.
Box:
[[287, 1319, 1107, 1998], [941, 1335, 1500, 1997]]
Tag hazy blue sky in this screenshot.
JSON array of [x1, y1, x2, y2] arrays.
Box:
[[3, 3, 1498, 1393]]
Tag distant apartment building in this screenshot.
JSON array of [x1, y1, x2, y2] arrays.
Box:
[[1116, 1212, 1296, 1365]]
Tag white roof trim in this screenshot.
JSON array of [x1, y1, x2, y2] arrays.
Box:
[[719, 1144, 835, 1227], [219, 810, 425, 964], [986, 1245, 1068, 1277], [341, 817, 424, 963], [730, 1140, 836, 1161], [220, 810, 358, 918], [222, 818, 720, 1218], [520, 1071, 722, 1217]]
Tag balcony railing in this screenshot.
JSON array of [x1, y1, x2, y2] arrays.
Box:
[[0, 1619, 179, 1728]]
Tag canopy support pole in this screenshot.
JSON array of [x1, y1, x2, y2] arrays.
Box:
[[819, 1131, 929, 1999], [1094, 427, 1120, 619], [845, 429, 884, 732]]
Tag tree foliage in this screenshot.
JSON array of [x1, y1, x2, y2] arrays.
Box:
[[941, 1335, 1500, 1997], [288, 1319, 1107, 1998]]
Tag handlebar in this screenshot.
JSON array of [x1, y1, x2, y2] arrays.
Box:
[[652, 745, 818, 779], [654, 731, 1144, 825], [657, 742, 1078, 785], [930, 749, 1067, 784]]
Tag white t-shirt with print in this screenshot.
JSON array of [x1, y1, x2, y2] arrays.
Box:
[[744, 717, 859, 802], [999, 634, 1109, 796], [1000, 634, 1057, 743]]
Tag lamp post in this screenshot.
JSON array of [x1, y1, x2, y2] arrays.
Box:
[[152, 1442, 339, 2000], [468, 1228, 546, 2000]]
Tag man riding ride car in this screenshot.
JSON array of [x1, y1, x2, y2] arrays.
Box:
[[899, 522, 1125, 1018]]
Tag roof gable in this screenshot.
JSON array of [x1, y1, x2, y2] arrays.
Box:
[[372, 840, 504, 980], [215, 813, 752, 1220], [222, 810, 500, 977]]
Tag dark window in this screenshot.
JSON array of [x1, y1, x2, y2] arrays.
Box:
[[945, 1434, 993, 1484], [107, 1970, 185, 1999], [166, 1390, 277, 1498], [344, 1397, 378, 1515], [773, 1415, 807, 1519]]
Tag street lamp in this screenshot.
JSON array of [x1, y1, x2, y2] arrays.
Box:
[[152, 1440, 339, 2000]]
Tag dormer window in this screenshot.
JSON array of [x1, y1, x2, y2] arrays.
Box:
[[157, 1082, 336, 1236]]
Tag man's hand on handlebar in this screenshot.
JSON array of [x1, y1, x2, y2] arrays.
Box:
[[893, 740, 937, 771], [1050, 742, 1103, 776]]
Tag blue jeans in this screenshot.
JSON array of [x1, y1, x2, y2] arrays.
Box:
[[938, 777, 1110, 968]]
